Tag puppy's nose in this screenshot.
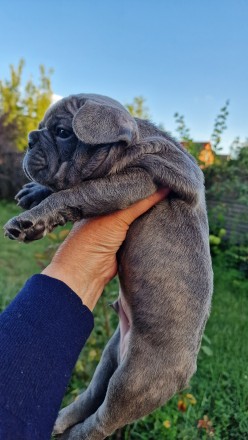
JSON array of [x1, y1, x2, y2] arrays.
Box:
[[28, 130, 39, 149]]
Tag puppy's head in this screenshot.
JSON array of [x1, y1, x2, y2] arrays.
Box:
[[23, 93, 139, 190]]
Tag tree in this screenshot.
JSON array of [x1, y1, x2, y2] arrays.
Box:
[[174, 101, 230, 165], [230, 137, 248, 165], [174, 113, 200, 160], [0, 59, 53, 152], [210, 100, 229, 154], [125, 96, 150, 119], [204, 137, 248, 204]]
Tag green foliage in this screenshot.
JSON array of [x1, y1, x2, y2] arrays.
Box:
[[0, 201, 52, 311], [174, 113, 200, 161], [125, 96, 150, 119], [209, 229, 226, 255], [230, 137, 248, 165], [208, 225, 248, 278], [204, 144, 248, 204], [205, 138, 248, 252], [235, 142, 248, 166], [125, 96, 167, 134], [174, 113, 191, 140], [174, 101, 230, 164], [224, 245, 248, 278], [200, 333, 213, 358], [0, 59, 53, 152], [210, 100, 229, 154]]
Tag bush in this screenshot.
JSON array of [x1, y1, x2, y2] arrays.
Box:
[[0, 152, 27, 199]]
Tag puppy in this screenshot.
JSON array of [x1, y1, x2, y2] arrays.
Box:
[[4, 94, 213, 440]]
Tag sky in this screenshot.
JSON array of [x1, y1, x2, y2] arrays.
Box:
[[1, 0, 247, 153]]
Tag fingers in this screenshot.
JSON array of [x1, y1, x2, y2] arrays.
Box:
[[70, 188, 170, 238], [118, 187, 170, 225]]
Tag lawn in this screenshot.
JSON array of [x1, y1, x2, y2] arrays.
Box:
[[0, 200, 51, 309], [0, 200, 248, 439]]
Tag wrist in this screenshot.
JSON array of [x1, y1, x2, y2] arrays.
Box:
[[42, 262, 105, 310]]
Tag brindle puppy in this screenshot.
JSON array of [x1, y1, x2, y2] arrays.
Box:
[[4, 94, 213, 440]]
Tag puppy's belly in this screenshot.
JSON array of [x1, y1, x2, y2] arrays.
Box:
[[116, 203, 171, 359], [117, 199, 212, 353]]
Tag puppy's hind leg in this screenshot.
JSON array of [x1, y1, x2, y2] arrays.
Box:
[[54, 327, 120, 436], [57, 340, 179, 440]]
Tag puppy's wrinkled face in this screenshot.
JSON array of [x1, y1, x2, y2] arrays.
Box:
[[23, 93, 136, 191], [23, 97, 91, 191]]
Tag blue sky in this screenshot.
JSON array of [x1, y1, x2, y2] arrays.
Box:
[[1, 0, 247, 153]]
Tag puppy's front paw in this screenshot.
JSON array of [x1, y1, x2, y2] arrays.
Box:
[[15, 182, 53, 209], [4, 212, 50, 242]]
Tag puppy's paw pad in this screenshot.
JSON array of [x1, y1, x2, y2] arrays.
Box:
[[4, 216, 46, 242], [20, 220, 34, 229], [5, 228, 22, 240], [4, 218, 24, 240]]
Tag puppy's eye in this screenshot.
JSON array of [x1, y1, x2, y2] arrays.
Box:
[[55, 127, 73, 139]]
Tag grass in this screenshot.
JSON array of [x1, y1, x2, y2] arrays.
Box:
[[0, 200, 51, 309], [0, 200, 248, 439]]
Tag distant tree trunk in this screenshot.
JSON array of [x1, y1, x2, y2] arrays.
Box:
[[115, 429, 124, 439]]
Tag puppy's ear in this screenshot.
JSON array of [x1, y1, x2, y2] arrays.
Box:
[[72, 100, 139, 145]]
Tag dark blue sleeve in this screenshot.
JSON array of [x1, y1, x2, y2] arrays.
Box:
[[0, 274, 94, 440]]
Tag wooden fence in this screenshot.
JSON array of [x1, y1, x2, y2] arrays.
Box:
[[207, 199, 248, 243]]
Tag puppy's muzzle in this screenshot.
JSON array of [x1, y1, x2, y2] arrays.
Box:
[[28, 130, 39, 150]]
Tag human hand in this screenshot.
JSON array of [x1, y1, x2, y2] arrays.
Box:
[[42, 188, 169, 310]]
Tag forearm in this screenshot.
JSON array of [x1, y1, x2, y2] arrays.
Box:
[[0, 274, 94, 440], [42, 261, 106, 310]]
